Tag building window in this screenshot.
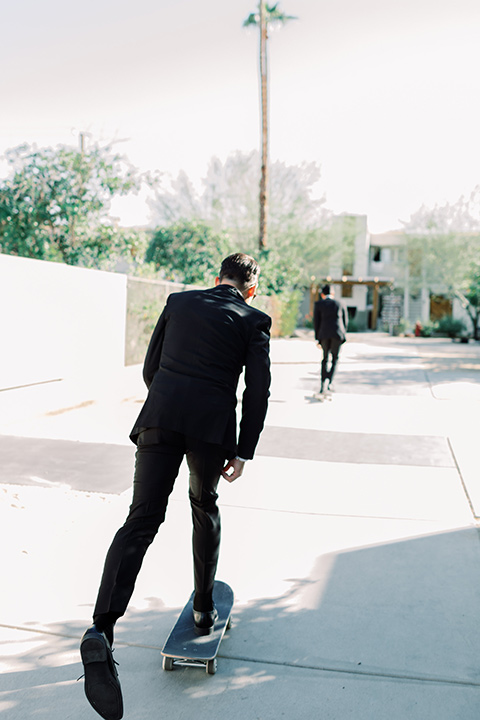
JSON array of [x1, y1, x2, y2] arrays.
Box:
[[342, 284, 353, 298], [372, 247, 381, 262]]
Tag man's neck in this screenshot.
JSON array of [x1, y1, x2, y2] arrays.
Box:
[[218, 280, 241, 290]]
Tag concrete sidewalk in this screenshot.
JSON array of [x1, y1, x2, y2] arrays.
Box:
[[1, 332, 480, 719]]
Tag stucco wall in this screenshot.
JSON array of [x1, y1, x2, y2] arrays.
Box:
[[0, 253, 284, 390], [0, 253, 127, 390]]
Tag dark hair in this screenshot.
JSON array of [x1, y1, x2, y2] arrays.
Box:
[[219, 253, 260, 291], [321, 284, 331, 295]]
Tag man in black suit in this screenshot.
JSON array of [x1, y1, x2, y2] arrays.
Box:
[[80, 253, 271, 720], [314, 284, 348, 394]]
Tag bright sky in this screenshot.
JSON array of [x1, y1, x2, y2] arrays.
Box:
[[2, 0, 480, 232]]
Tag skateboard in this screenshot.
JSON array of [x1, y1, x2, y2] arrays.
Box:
[[161, 581, 234, 675], [313, 389, 333, 402]]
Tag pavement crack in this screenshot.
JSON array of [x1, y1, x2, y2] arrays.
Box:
[[216, 653, 480, 688], [447, 437, 478, 520]]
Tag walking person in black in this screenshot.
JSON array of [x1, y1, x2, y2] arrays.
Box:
[[314, 284, 348, 394], [79, 253, 271, 720]]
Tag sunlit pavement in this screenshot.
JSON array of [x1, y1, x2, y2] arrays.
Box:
[[1, 332, 480, 719]]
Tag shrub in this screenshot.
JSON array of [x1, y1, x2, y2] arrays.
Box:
[[303, 312, 314, 329], [254, 289, 302, 337], [420, 323, 435, 337], [435, 315, 467, 338]]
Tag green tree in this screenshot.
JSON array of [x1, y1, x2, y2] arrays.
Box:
[[243, 3, 297, 250], [463, 262, 480, 339], [145, 220, 230, 286], [149, 150, 331, 288], [404, 198, 480, 300], [0, 140, 144, 266], [147, 157, 323, 333]]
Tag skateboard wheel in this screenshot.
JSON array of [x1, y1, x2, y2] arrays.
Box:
[[163, 656, 174, 671], [206, 659, 217, 675]]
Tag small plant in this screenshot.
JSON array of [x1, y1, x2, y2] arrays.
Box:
[[420, 323, 435, 337], [304, 312, 314, 329], [393, 318, 409, 336]]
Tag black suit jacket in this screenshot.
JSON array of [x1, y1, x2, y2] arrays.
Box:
[[314, 296, 348, 342], [130, 284, 271, 460]]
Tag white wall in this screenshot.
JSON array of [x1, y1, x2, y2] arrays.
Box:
[[0, 254, 127, 390]]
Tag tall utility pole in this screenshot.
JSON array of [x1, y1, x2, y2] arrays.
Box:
[[244, 4, 296, 252], [259, 1, 268, 251]]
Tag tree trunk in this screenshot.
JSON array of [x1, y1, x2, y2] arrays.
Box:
[[463, 301, 480, 340], [259, 1, 268, 250]]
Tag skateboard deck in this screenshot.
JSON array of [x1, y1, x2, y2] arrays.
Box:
[[161, 581, 234, 674], [313, 389, 333, 402]]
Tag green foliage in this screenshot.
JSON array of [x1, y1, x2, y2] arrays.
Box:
[[381, 317, 408, 335], [146, 151, 334, 335], [315, 214, 364, 281], [91, 227, 152, 273], [404, 199, 480, 339], [145, 220, 230, 285], [406, 231, 478, 297], [465, 262, 480, 309], [435, 315, 467, 338], [419, 316, 466, 338], [254, 288, 302, 337], [243, 3, 297, 28], [149, 151, 331, 291], [256, 247, 302, 294], [419, 322, 435, 337], [463, 262, 480, 339], [143, 217, 304, 336], [404, 200, 480, 297], [393, 318, 410, 336], [277, 289, 302, 336], [125, 276, 173, 365], [303, 312, 314, 329], [0, 140, 143, 265]]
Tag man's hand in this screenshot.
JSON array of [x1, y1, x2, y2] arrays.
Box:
[[221, 458, 245, 483]]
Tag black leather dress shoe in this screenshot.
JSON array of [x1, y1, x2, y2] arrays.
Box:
[[80, 626, 123, 720], [193, 608, 218, 636]]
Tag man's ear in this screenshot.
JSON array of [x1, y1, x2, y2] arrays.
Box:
[[246, 284, 257, 298], [215, 276, 220, 286]]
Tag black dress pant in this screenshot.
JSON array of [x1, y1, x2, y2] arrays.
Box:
[[320, 337, 343, 385], [93, 428, 226, 628]]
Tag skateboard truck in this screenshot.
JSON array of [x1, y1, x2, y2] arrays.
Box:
[[161, 581, 233, 675]]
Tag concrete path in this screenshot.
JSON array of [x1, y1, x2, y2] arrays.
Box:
[[1, 332, 480, 719]]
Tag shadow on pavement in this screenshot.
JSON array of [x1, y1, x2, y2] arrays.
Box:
[[257, 426, 452, 467], [2, 527, 480, 720], [0, 435, 135, 493]]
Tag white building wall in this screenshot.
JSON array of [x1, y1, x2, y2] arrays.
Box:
[[353, 216, 369, 279], [352, 217, 369, 315], [0, 253, 127, 390]]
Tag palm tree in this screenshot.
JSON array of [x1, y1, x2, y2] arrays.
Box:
[[244, 3, 297, 250]]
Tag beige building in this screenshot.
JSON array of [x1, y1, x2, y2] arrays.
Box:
[[309, 215, 467, 332]]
